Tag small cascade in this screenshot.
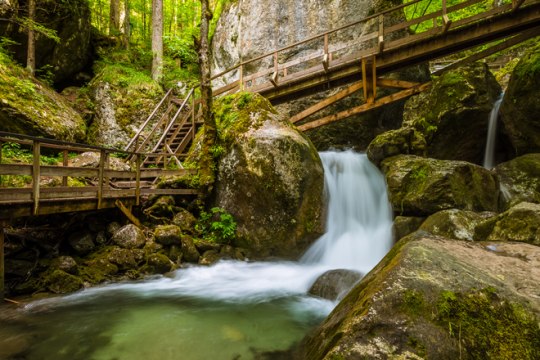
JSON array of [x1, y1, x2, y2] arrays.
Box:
[[483, 94, 504, 169]]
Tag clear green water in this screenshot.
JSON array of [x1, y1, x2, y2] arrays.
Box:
[[1, 291, 329, 360]]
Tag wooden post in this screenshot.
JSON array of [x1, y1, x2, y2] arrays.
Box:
[[270, 52, 279, 87], [0, 224, 4, 299], [371, 56, 377, 100], [32, 141, 40, 216], [442, 0, 452, 33], [239, 64, 244, 91], [378, 15, 384, 53], [323, 34, 330, 72], [62, 149, 68, 186], [97, 150, 106, 209], [362, 57, 368, 101], [135, 153, 141, 206]]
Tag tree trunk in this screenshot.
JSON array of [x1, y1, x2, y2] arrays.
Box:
[[151, 0, 163, 81], [109, 0, 121, 35], [26, 0, 36, 75], [123, 0, 130, 49], [196, 0, 216, 194]]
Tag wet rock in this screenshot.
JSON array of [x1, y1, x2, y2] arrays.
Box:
[[300, 234, 540, 359], [54, 256, 78, 275], [106, 222, 121, 238], [308, 269, 363, 301], [80, 258, 119, 283], [68, 231, 95, 256], [146, 253, 174, 273], [495, 153, 540, 210], [46, 270, 83, 294], [95, 231, 107, 245], [199, 250, 221, 266], [420, 209, 496, 241], [111, 224, 146, 249], [367, 127, 426, 167], [392, 216, 425, 242], [107, 247, 144, 270], [181, 235, 200, 263], [381, 155, 499, 216], [154, 225, 182, 246], [212, 93, 325, 258], [143, 196, 177, 220], [500, 43, 540, 155], [402, 62, 502, 164], [193, 239, 221, 253], [475, 202, 540, 245], [172, 208, 198, 234], [168, 245, 183, 263]]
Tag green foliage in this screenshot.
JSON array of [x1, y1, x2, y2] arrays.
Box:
[[436, 288, 540, 359], [196, 207, 237, 244], [16, 17, 60, 43]]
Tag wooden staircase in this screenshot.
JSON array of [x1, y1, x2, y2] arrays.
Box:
[[124, 88, 202, 169]]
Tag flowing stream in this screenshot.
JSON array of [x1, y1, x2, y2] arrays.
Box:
[[0, 151, 393, 360], [483, 94, 504, 169]]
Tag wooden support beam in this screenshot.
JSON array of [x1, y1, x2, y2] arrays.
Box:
[[97, 150, 106, 209], [0, 224, 4, 299], [270, 71, 279, 87], [371, 56, 377, 100], [362, 57, 369, 101], [290, 81, 364, 123], [513, 0, 526, 11], [298, 82, 431, 131], [378, 15, 385, 53], [115, 199, 142, 228], [377, 78, 420, 89], [442, 0, 452, 33], [135, 154, 141, 206], [62, 149, 68, 187], [323, 34, 330, 72], [32, 141, 40, 216]]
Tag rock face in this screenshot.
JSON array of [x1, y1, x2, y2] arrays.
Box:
[[0, 53, 86, 141], [381, 155, 499, 216], [299, 234, 540, 359], [500, 43, 540, 155], [369, 63, 501, 166], [213, 93, 325, 258], [212, 0, 430, 150], [495, 153, 540, 210], [0, 0, 93, 86]]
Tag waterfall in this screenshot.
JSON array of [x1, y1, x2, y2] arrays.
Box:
[[26, 151, 394, 309], [483, 94, 504, 169]]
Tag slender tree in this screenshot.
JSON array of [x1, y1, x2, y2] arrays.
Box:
[[109, 0, 121, 35], [26, 0, 36, 75], [195, 0, 216, 192], [123, 0, 131, 49], [151, 0, 163, 81]]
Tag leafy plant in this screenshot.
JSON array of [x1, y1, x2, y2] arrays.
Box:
[[196, 207, 237, 244]]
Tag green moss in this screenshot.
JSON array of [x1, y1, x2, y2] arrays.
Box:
[[436, 288, 540, 359], [402, 289, 425, 316]]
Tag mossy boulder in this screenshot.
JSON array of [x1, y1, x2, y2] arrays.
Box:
[[402, 62, 502, 164], [172, 208, 198, 234], [0, 52, 86, 142], [46, 270, 84, 294], [299, 234, 540, 359], [392, 216, 425, 242], [367, 127, 426, 167], [212, 93, 325, 259], [154, 225, 182, 246], [199, 250, 221, 266], [180, 235, 200, 263], [420, 209, 495, 241], [53, 256, 78, 275], [67, 231, 95, 256], [107, 246, 145, 270], [381, 155, 499, 216], [86, 66, 163, 148], [475, 202, 540, 245], [308, 269, 363, 301], [499, 43, 540, 155], [145, 253, 174, 273], [111, 224, 146, 249], [495, 153, 540, 210]]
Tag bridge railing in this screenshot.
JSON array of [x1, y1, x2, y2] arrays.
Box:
[[210, 0, 522, 97], [0, 132, 196, 219]]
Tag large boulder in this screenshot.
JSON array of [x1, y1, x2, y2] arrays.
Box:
[[400, 63, 502, 164], [499, 43, 540, 155], [0, 52, 86, 141], [495, 153, 540, 210], [213, 93, 325, 258], [381, 155, 499, 216], [299, 234, 540, 359], [111, 224, 146, 249], [0, 0, 93, 85], [308, 269, 363, 301], [212, 0, 430, 151], [419, 209, 495, 241], [475, 202, 540, 245]]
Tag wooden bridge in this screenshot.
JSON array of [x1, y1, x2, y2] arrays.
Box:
[[2, 0, 540, 297]]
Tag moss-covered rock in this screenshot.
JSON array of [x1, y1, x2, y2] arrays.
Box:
[[172, 208, 198, 234], [0, 52, 86, 142], [212, 93, 325, 259], [308, 269, 363, 301], [392, 216, 425, 242], [154, 225, 182, 246], [46, 269, 84, 294], [145, 253, 174, 273], [299, 234, 540, 359], [475, 202, 540, 245], [68, 231, 95, 256], [180, 234, 200, 263], [107, 246, 145, 270], [199, 250, 221, 266], [495, 153, 540, 210], [402, 63, 502, 164], [420, 209, 495, 241], [499, 43, 540, 155], [367, 127, 426, 167], [381, 155, 499, 216]]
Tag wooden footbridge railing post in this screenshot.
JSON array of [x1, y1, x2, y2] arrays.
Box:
[[135, 153, 141, 206], [0, 222, 4, 300], [32, 140, 40, 216], [97, 149, 109, 209], [62, 149, 69, 186]]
